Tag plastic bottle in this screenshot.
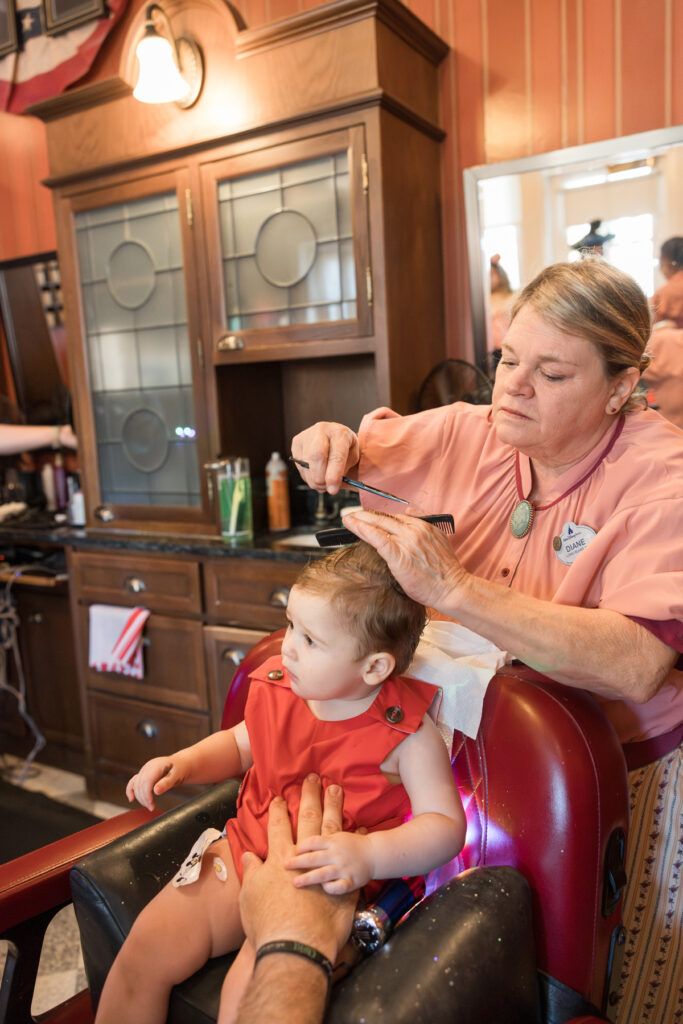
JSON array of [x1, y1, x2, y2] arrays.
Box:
[[265, 452, 291, 532], [41, 462, 57, 512], [69, 488, 86, 526], [53, 453, 68, 510]]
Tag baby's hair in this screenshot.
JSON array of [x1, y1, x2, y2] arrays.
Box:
[[295, 542, 427, 676]]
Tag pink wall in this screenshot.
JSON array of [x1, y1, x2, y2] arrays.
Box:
[[1, 0, 681, 355], [0, 111, 56, 262]]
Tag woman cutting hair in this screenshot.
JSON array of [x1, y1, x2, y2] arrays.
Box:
[[292, 259, 683, 1024]]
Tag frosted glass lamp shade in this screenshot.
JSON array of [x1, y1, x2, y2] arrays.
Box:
[[133, 33, 190, 104]]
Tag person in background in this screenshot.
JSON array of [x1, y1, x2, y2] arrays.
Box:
[[652, 236, 683, 328], [236, 777, 357, 1024], [292, 259, 683, 1024], [97, 541, 465, 1024], [489, 255, 517, 367], [570, 219, 615, 257], [0, 421, 76, 455], [641, 320, 683, 430]]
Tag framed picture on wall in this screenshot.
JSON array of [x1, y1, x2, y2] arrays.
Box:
[[0, 0, 19, 59], [42, 0, 106, 36]]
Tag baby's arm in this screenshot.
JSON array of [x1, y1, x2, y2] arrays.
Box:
[[288, 715, 465, 893], [126, 721, 252, 811]]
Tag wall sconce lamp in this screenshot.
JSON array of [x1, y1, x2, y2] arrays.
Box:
[[133, 3, 204, 108]]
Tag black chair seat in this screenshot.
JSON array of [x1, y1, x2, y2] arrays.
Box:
[[71, 780, 539, 1024]]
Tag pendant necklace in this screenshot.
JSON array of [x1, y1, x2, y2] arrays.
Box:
[[509, 416, 625, 539]]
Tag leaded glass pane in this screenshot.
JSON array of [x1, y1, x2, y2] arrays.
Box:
[[217, 151, 356, 332], [75, 191, 200, 508]]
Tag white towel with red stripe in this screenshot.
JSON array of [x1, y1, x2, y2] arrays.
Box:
[[88, 605, 151, 679]]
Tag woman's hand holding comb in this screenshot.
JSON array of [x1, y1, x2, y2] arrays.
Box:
[[341, 509, 466, 612]]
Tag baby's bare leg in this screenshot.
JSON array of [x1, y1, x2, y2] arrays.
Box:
[[217, 939, 256, 1024], [95, 837, 244, 1024]]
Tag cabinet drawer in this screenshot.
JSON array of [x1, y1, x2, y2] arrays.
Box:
[[204, 625, 269, 729], [88, 692, 210, 777], [71, 551, 201, 615], [82, 610, 208, 711], [204, 560, 300, 629]]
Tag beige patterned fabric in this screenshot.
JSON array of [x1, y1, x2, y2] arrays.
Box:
[[615, 744, 683, 1024]]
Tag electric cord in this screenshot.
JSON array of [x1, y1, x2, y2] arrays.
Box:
[[0, 571, 46, 785]]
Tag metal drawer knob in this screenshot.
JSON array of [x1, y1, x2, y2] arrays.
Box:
[[221, 647, 245, 667], [125, 576, 147, 594], [28, 612, 44, 624], [268, 587, 290, 609], [94, 505, 115, 522], [136, 719, 159, 739]]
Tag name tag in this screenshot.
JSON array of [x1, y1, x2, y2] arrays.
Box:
[[553, 521, 597, 566]]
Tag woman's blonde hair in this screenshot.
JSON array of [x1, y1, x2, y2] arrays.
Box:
[[511, 260, 651, 413], [295, 542, 426, 675]]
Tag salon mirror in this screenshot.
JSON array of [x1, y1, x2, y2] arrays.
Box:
[[463, 125, 683, 370]]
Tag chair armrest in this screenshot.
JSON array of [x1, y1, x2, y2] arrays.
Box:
[[567, 1018, 610, 1023], [329, 866, 539, 1024], [0, 808, 157, 934], [71, 778, 240, 1006]]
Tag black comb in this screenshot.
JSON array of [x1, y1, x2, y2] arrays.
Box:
[[315, 513, 455, 547]]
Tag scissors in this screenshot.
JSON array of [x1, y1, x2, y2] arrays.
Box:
[[289, 457, 409, 505]]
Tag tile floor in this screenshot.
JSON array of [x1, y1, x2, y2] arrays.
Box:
[[0, 754, 127, 1015]]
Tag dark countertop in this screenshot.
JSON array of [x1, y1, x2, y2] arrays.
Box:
[[0, 520, 324, 564]]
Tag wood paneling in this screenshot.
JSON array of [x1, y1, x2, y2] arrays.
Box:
[[620, 0, 668, 137], [0, 113, 55, 262], [582, 0, 616, 144], [2, 0, 681, 360]]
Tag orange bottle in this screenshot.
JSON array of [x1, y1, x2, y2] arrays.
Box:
[[265, 452, 291, 532]]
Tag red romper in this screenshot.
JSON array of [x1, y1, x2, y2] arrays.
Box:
[[225, 655, 438, 896]]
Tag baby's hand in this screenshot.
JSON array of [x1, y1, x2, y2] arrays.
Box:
[[125, 755, 188, 811], [285, 832, 373, 894]]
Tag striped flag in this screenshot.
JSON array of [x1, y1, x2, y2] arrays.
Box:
[[0, 0, 129, 113]]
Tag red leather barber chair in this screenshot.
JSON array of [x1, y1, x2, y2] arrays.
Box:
[[0, 632, 629, 1024]]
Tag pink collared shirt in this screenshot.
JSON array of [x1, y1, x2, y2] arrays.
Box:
[[358, 403, 683, 744], [642, 326, 683, 430]]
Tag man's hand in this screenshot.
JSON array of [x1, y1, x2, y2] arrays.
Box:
[[286, 831, 373, 894], [239, 775, 358, 963]]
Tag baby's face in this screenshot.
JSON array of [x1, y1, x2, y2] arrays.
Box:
[[281, 585, 371, 704]]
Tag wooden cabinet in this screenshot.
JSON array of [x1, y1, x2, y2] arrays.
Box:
[[68, 547, 297, 802], [200, 126, 372, 361], [204, 625, 269, 730], [0, 578, 84, 774], [77, 607, 208, 712], [70, 552, 202, 615], [204, 559, 299, 630], [33, 0, 448, 537], [56, 167, 216, 535]]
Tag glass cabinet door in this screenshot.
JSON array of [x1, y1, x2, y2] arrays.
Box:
[[63, 170, 213, 530], [201, 126, 371, 359]]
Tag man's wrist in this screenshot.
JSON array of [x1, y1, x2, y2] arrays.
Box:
[[51, 425, 62, 449], [253, 930, 337, 963], [255, 940, 333, 981]]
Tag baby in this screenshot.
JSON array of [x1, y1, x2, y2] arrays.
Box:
[[95, 542, 465, 1024]]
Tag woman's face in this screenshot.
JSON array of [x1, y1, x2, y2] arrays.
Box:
[[491, 304, 632, 470]]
